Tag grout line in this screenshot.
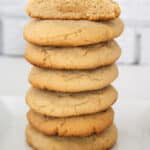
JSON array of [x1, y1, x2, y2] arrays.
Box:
[[134, 32, 141, 65], [0, 54, 24, 58], [0, 20, 3, 55]]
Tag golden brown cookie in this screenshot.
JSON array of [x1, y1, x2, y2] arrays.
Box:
[[24, 19, 124, 47], [25, 41, 121, 70], [26, 124, 117, 150], [29, 64, 118, 93], [26, 86, 117, 117], [26, 0, 121, 20], [27, 108, 114, 137]]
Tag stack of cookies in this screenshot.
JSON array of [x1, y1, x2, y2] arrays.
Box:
[[24, 0, 124, 150]]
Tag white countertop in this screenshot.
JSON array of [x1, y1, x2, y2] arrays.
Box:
[[0, 97, 150, 150]]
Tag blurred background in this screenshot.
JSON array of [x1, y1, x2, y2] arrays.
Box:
[[0, 1, 150, 149], [0, 0, 150, 64], [0, 0, 150, 98]]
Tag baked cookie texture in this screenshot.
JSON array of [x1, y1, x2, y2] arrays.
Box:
[[26, 124, 117, 150], [26, 86, 117, 117], [29, 64, 118, 93], [25, 41, 121, 70], [27, 108, 114, 137], [26, 0, 121, 20], [24, 0, 123, 149], [24, 18, 124, 47]]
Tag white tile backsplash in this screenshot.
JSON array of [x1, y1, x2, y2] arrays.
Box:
[[2, 17, 27, 55], [118, 0, 139, 21], [0, 0, 149, 64], [0, 6, 26, 17], [0, 0, 26, 6], [139, 6, 150, 22], [140, 28, 150, 64], [117, 26, 136, 64]]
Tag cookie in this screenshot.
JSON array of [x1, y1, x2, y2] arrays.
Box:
[[29, 64, 118, 93], [26, 0, 121, 21], [26, 124, 117, 150], [27, 108, 114, 137], [26, 86, 117, 117], [24, 19, 124, 47], [25, 41, 121, 70]]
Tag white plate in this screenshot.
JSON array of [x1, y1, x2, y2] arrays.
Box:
[[0, 97, 150, 150]]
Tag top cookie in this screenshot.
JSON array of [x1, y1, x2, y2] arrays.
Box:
[[24, 18, 124, 47], [26, 0, 121, 21]]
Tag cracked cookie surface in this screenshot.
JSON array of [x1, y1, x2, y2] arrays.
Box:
[[29, 64, 118, 92], [27, 108, 114, 137], [25, 41, 121, 70], [24, 19, 124, 47], [26, 124, 117, 150], [26, 86, 117, 117], [26, 0, 120, 21]]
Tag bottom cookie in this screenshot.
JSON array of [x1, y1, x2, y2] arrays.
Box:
[[26, 124, 117, 150]]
